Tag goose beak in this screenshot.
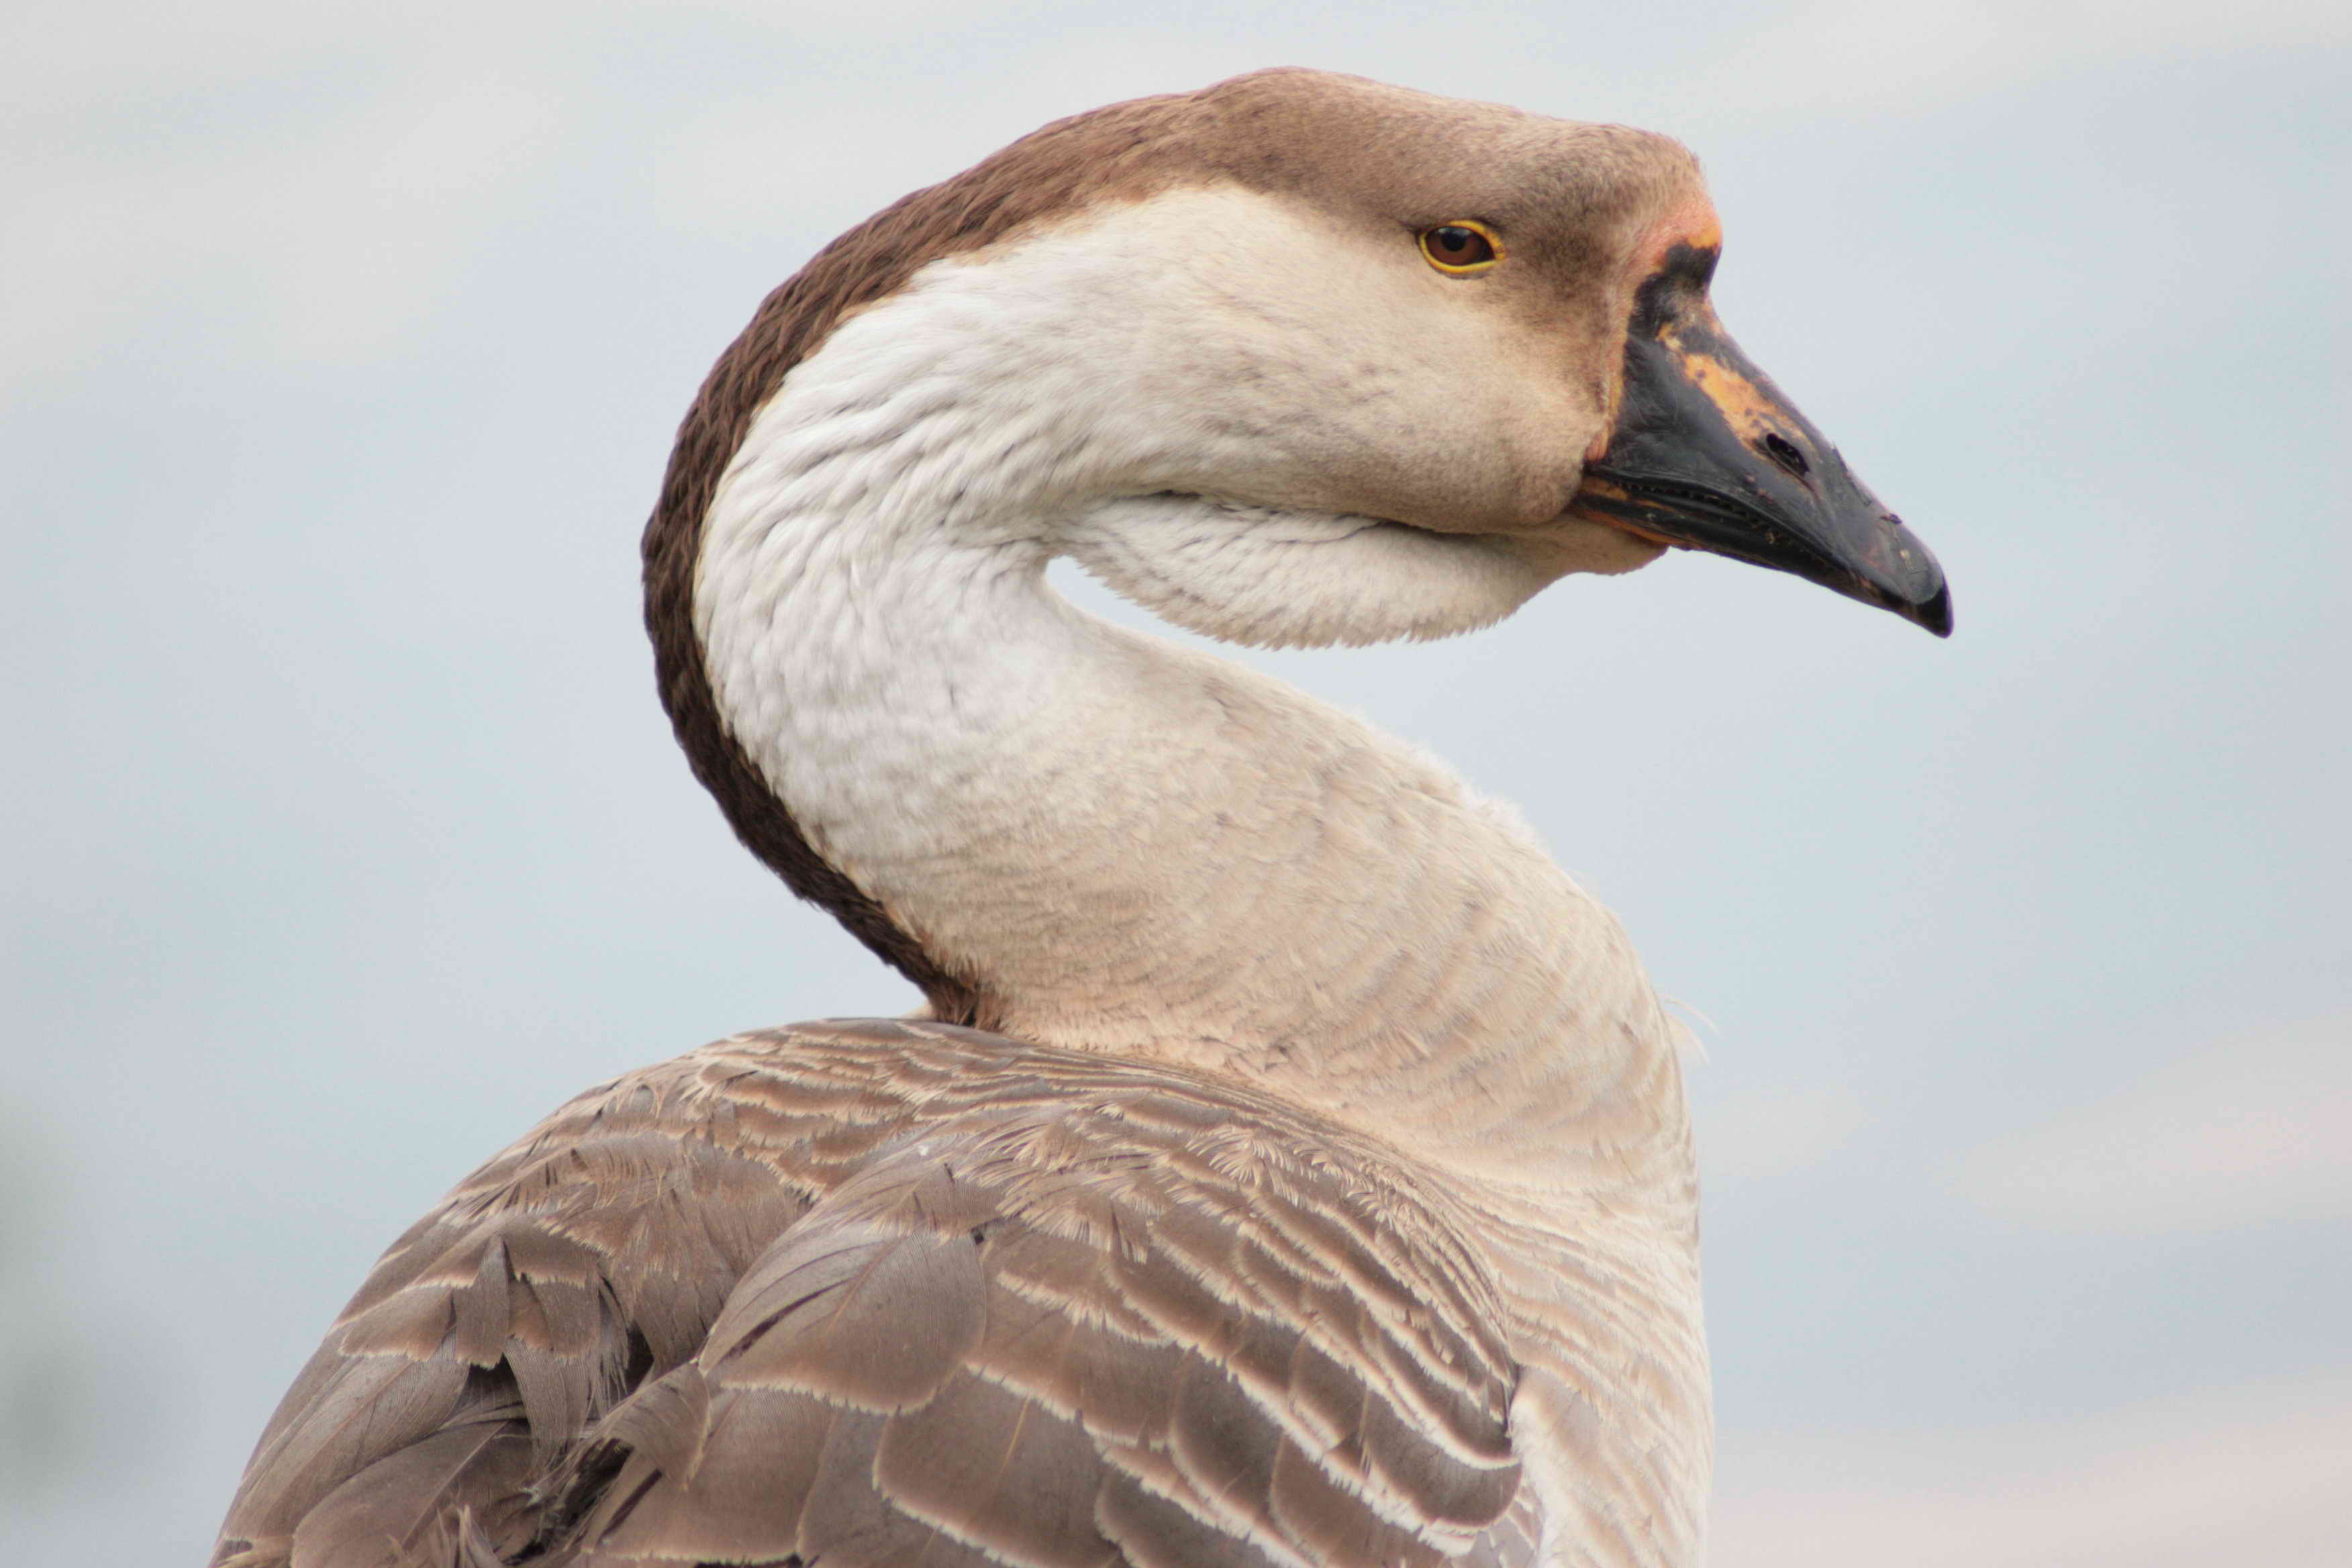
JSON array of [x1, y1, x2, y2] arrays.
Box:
[[1572, 244, 1952, 636]]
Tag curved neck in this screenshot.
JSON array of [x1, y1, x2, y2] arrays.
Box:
[[690, 258, 1694, 1207]]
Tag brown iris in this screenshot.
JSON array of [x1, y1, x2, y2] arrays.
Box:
[[1418, 220, 1502, 274]]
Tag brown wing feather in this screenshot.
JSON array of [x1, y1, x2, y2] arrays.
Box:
[[283, 1414, 535, 1568], [213, 1021, 1538, 1568], [211, 1070, 810, 1565]]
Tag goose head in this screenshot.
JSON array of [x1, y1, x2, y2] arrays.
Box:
[[700, 68, 1951, 650], [1036, 71, 1951, 640]]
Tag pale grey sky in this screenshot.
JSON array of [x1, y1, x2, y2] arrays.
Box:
[[5, 2, 2348, 1561]]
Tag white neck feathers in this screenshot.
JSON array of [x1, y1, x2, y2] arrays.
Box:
[[693, 191, 1691, 1198]]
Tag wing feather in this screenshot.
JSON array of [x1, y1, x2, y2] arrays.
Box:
[[215, 1022, 1538, 1568], [286, 1414, 534, 1568]]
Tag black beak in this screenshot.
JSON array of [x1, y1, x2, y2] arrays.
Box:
[[1573, 243, 1951, 636]]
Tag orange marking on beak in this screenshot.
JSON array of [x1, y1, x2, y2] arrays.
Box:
[[1661, 310, 1779, 442]]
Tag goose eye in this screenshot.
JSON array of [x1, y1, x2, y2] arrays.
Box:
[[1419, 222, 1502, 274]]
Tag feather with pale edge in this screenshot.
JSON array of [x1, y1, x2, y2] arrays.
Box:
[[212, 1021, 1533, 1567]]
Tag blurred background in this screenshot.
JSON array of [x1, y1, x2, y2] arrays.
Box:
[[5, 1, 2347, 1561]]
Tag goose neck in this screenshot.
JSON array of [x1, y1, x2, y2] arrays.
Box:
[[690, 277, 1694, 1199]]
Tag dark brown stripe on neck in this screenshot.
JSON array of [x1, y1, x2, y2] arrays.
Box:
[[640, 88, 1224, 1020]]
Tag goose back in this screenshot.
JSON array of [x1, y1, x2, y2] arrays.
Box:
[[212, 1020, 1538, 1567]]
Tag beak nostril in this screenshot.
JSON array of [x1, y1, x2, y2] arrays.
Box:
[[1759, 432, 1809, 478]]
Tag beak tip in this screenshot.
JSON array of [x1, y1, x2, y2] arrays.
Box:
[[1903, 583, 1955, 638]]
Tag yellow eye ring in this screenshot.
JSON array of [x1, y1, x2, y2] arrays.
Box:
[[1418, 220, 1504, 275]]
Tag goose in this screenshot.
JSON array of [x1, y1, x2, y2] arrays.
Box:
[[211, 67, 1948, 1568]]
